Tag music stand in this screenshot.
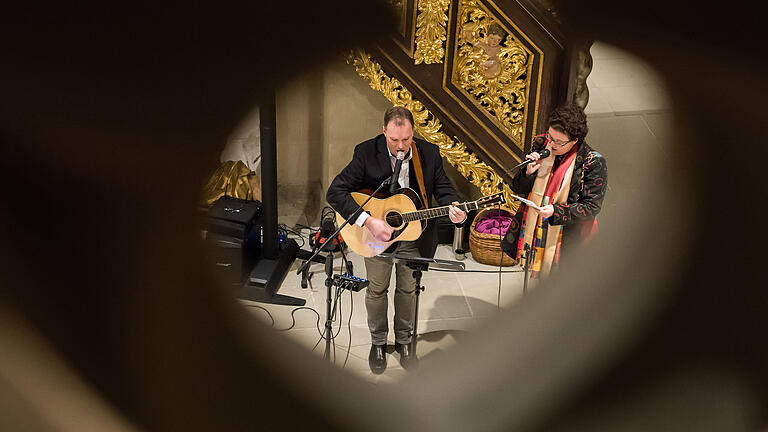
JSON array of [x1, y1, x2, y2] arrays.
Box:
[[392, 254, 465, 354]]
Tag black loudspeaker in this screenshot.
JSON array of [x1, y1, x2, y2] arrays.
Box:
[[201, 196, 262, 284]]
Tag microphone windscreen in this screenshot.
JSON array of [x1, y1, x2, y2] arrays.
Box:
[[539, 148, 551, 158], [321, 213, 336, 235]]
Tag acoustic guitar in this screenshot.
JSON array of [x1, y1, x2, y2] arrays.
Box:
[[337, 188, 506, 257]]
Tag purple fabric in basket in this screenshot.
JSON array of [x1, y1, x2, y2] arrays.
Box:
[[475, 214, 513, 236]]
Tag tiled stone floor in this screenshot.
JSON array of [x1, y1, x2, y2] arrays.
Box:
[[240, 243, 527, 384]]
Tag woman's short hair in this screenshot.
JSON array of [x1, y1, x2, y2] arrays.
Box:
[[548, 103, 589, 143]]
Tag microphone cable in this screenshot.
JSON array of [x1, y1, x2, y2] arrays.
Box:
[[497, 202, 504, 309], [245, 219, 358, 366]]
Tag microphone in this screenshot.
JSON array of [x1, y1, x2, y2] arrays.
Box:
[[319, 211, 336, 238], [389, 151, 405, 194], [508, 136, 550, 173], [311, 209, 343, 252], [520, 148, 551, 166], [509, 148, 550, 172]]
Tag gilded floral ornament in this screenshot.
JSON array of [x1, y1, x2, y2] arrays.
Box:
[[453, 0, 533, 147], [414, 0, 451, 64], [345, 49, 518, 210]]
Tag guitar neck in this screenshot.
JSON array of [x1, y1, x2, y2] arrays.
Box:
[[402, 201, 479, 222]]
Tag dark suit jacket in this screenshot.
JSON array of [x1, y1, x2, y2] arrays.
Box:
[[326, 134, 459, 258]]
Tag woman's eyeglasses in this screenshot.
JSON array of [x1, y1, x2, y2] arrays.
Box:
[[546, 132, 573, 147]]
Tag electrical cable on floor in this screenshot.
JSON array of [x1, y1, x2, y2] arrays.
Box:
[[342, 288, 354, 369], [312, 334, 323, 352], [331, 287, 343, 337], [243, 304, 275, 328], [271, 214, 523, 362], [293, 223, 319, 246], [278, 223, 306, 248], [257, 220, 353, 359], [280, 224, 306, 238], [296, 229, 356, 367], [312, 286, 342, 355], [246, 293, 347, 357], [332, 286, 341, 364], [244, 303, 325, 338], [428, 268, 523, 274], [276, 307, 324, 337]]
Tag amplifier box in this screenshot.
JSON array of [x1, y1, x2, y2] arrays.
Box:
[[201, 196, 262, 284], [204, 196, 262, 239]]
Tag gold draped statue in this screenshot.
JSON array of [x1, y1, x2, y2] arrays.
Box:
[[200, 160, 261, 207]]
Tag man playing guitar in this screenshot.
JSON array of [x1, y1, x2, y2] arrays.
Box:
[[326, 106, 466, 374]]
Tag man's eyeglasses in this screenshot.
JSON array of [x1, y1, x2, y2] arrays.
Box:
[[546, 132, 573, 147]]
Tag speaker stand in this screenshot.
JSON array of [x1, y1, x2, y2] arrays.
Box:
[[239, 238, 305, 306]]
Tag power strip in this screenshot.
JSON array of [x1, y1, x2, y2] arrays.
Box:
[[333, 274, 369, 292]]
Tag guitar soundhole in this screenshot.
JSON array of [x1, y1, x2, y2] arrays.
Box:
[[385, 211, 403, 228]]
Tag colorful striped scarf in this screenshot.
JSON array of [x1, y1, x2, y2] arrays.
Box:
[[516, 143, 579, 278]]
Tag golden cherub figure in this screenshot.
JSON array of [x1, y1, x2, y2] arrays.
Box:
[[474, 22, 507, 78]]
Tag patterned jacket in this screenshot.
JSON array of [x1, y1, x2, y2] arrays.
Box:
[[510, 137, 608, 247]]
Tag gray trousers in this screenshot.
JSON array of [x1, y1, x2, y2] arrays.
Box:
[[363, 240, 420, 345]]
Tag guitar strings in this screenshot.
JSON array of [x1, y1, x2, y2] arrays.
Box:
[[402, 193, 504, 222]]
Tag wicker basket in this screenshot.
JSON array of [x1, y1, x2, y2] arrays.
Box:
[[469, 207, 518, 267]]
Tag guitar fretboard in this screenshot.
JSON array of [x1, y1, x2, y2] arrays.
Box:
[[402, 202, 479, 222]]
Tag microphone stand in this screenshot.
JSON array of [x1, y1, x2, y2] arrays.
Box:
[[521, 243, 533, 295], [505, 156, 546, 296], [507, 158, 533, 173], [295, 175, 394, 362]]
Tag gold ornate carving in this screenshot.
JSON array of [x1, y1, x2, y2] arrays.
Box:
[[346, 49, 517, 210], [452, 0, 533, 148], [414, 0, 451, 64]]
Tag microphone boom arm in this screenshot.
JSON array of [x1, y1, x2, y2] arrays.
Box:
[[295, 175, 392, 276]]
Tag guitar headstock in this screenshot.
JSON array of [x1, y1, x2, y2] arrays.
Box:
[[475, 192, 506, 209]]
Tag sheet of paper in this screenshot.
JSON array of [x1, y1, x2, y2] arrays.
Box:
[[510, 193, 543, 211]]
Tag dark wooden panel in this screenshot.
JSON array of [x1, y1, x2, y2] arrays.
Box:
[[389, 0, 418, 58], [370, 0, 570, 183]]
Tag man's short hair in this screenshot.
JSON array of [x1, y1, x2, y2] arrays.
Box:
[[548, 103, 588, 143], [384, 106, 414, 128]]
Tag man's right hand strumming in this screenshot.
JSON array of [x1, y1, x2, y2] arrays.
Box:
[[364, 217, 393, 242], [525, 151, 545, 175]]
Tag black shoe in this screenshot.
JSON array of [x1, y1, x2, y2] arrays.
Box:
[[368, 344, 387, 374], [395, 342, 418, 370]]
